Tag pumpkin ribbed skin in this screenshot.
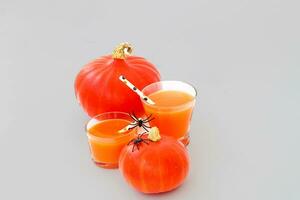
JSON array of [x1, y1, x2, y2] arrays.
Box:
[[75, 55, 160, 117], [119, 135, 190, 194]]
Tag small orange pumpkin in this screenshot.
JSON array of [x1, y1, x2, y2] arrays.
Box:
[[119, 127, 190, 194]]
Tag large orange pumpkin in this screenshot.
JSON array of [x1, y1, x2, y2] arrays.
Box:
[[119, 127, 190, 194], [74, 43, 161, 117]]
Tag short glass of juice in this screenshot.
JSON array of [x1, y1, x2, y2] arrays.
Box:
[[141, 81, 197, 146], [86, 112, 137, 169]]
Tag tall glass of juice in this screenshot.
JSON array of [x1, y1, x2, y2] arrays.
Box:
[[141, 81, 197, 145], [86, 112, 137, 169]]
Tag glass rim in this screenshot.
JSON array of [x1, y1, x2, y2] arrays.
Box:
[[85, 111, 136, 142], [141, 80, 197, 110]]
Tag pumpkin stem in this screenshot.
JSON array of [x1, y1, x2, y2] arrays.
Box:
[[112, 42, 133, 59], [147, 127, 161, 142]]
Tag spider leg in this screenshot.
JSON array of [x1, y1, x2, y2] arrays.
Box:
[[141, 125, 149, 132], [127, 139, 135, 145], [132, 144, 136, 152], [128, 124, 138, 130], [142, 124, 151, 128], [129, 122, 138, 126], [144, 117, 155, 123], [136, 144, 139, 150], [143, 138, 152, 143], [142, 140, 149, 145], [143, 114, 153, 121], [139, 132, 148, 138], [132, 113, 139, 121], [129, 113, 138, 121]]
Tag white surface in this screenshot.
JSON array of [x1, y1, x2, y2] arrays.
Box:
[[0, 0, 299, 199]]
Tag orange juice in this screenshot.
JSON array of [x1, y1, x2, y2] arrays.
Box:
[[141, 81, 196, 145], [86, 113, 137, 168]]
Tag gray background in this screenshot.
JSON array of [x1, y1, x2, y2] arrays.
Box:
[[0, 0, 299, 199]]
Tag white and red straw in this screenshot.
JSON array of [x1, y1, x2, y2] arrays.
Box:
[[119, 75, 155, 105]]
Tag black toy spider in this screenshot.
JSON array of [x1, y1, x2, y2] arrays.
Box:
[[128, 113, 154, 132], [127, 132, 152, 152]]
